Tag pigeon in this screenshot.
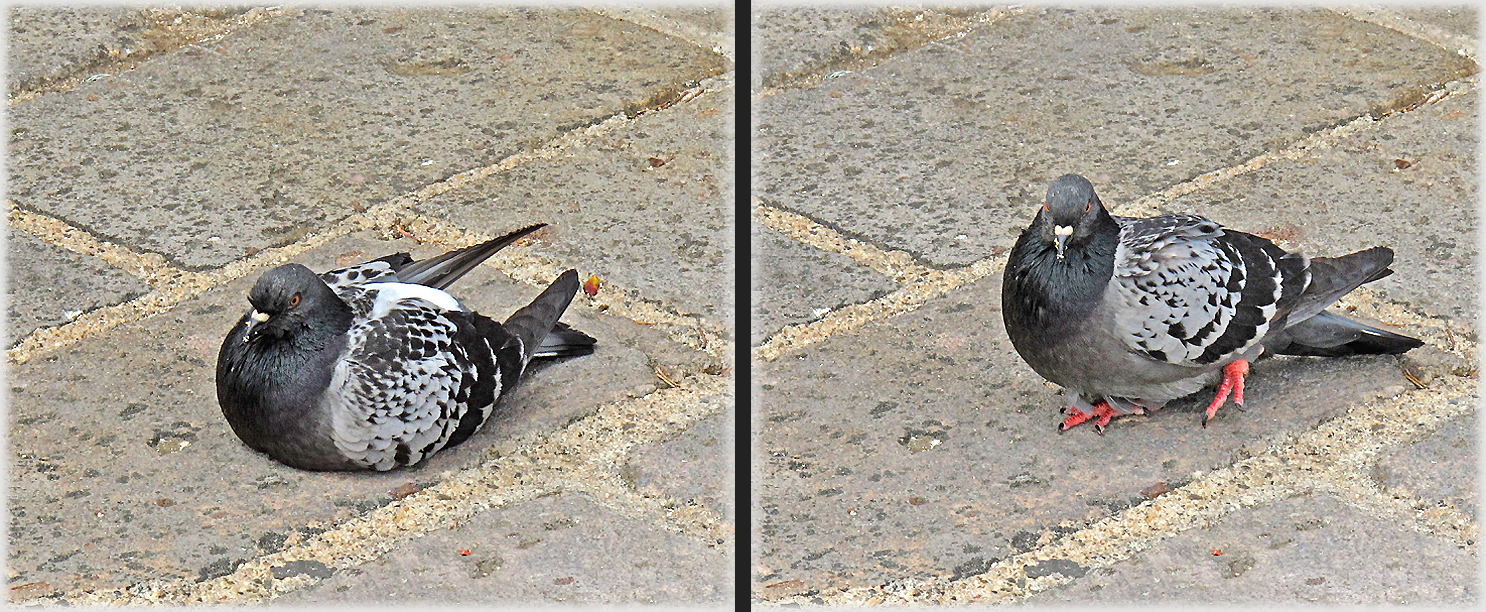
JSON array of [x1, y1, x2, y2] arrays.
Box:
[[1001, 174, 1423, 433], [216, 224, 596, 471]]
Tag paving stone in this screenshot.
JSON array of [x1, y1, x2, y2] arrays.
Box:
[[1376, 410, 1478, 517], [1030, 493, 1476, 604], [1394, 6, 1478, 39], [413, 82, 735, 334], [750, 223, 896, 346], [1166, 85, 1478, 328], [279, 492, 732, 605], [753, 6, 1477, 267], [8, 6, 143, 95], [626, 403, 736, 524], [8, 7, 731, 270], [751, 273, 1422, 597], [5, 231, 148, 347], [6, 232, 660, 595], [750, 6, 989, 92]]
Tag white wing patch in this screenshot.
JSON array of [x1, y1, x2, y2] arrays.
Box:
[[364, 282, 467, 317]]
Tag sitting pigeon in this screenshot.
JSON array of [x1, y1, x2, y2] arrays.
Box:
[[1002, 174, 1422, 433], [217, 224, 595, 470]]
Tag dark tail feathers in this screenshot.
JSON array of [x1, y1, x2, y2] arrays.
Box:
[[396, 224, 547, 289], [1268, 311, 1423, 357], [503, 269, 595, 364], [1288, 247, 1395, 323]]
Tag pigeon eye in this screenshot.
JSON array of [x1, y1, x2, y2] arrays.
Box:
[[1042, 201, 1050, 212], [289, 293, 301, 308], [1085, 202, 1093, 213]]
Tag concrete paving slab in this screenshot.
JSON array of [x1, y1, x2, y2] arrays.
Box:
[[6, 231, 661, 596], [1029, 492, 1476, 604], [750, 6, 990, 92], [1395, 6, 1478, 39], [276, 492, 733, 605], [751, 273, 1422, 597], [9, 6, 143, 94], [5, 231, 148, 346], [1376, 410, 1478, 517], [1165, 85, 1478, 328], [413, 82, 735, 333], [8, 7, 730, 270], [752, 6, 1477, 267], [8, 7, 255, 96], [627, 404, 736, 524], [750, 222, 896, 346]]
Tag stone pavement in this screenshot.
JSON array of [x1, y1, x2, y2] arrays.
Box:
[[752, 5, 1478, 606], [7, 5, 733, 607]]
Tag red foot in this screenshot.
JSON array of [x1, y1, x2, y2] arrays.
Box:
[[1060, 402, 1119, 435], [1202, 359, 1250, 427]]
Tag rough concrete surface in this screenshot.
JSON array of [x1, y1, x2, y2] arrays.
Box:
[[8, 6, 733, 607], [750, 222, 896, 346], [1030, 492, 1476, 605], [752, 5, 1477, 606], [6, 230, 148, 345], [753, 6, 1476, 268], [277, 492, 733, 605]]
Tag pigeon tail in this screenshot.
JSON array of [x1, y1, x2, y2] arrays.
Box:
[[1288, 247, 1395, 322], [534, 322, 598, 359], [504, 269, 588, 365], [1269, 311, 1424, 357], [395, 224, 547, 289]]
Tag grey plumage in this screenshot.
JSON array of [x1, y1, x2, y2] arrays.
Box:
[[217, 224, 596, 471], [1002, 173, 1422, 431]]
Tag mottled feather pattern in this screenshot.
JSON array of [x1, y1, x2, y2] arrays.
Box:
[[324, 284, 498, 470], [1111, 214, 1301, 367]]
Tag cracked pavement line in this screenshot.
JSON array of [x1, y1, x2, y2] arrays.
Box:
[[1329, 6, 1480, 64], [765, 362, 1477, 606], [24, 373, 732, 605], [750, 77, 1475, 362], [6, 77, 731, 366], [7, 6, 285, 105], [753, 6, 1021, 98], [590, 7, 735, 61]]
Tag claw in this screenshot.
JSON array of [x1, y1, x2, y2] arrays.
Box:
[[1202, 360, 1251, 426], [1059, 406, 1093, 432]]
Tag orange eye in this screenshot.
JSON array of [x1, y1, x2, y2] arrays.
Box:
[[289, 293, 300, 308], [1042, 201, 1050, 212], [1085, 202, 1093, 213]]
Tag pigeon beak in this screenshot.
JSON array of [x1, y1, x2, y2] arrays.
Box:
[[1053, 225, 1073, 260], [242, 310, 271, 343]]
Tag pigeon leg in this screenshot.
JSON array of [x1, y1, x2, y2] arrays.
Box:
[[1202, 360, 1250, 427]]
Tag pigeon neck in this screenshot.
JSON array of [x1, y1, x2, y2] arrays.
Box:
[[1006, 211, 1119, 328]]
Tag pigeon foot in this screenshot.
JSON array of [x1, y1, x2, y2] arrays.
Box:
[[1059, 402, 1129, 434], [1201, 359, 1250, 427]]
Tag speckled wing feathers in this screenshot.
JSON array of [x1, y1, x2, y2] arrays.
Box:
[[323, 284, 498, 471], [1110, 215, 1307, 367]]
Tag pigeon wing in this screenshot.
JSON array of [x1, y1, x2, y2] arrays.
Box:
[[322, 285, 491, 471], [1108, 215, 1306, 367]]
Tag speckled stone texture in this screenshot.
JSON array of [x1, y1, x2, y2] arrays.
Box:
[[5, 231, 149, 346], [9, 7, 730, 270], [1029, 493, 1475, 605], [750, 223, 896, 346], [753, 6, 1475, 267]]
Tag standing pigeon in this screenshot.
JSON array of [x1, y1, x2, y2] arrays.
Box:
[[217, 224, 595, 470], [1002, 174, 1422, 433]]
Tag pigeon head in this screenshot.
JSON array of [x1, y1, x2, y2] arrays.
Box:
[[241, 264, 342, 344], [1040, 174, 1106, 260]]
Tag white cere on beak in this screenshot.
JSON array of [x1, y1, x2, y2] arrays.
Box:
[[250, 310, 271, 322], [1053, 225, 1073, 261]]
